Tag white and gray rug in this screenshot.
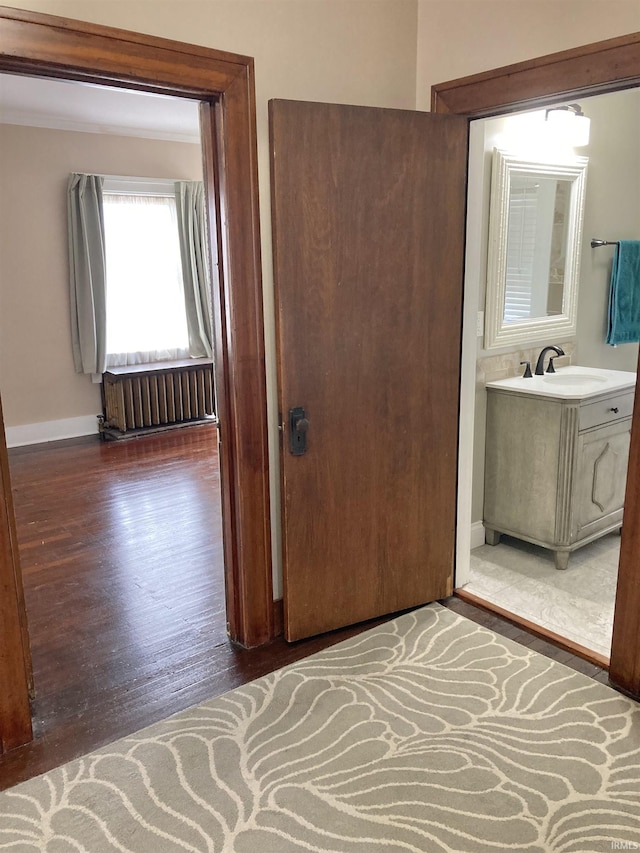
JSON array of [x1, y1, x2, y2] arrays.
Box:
[[1, 603, 639, 852]]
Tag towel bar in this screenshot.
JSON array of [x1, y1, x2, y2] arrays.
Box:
[[591, 239, 619, 248]]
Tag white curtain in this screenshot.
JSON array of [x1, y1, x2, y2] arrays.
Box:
[[67, 174, 107, 375], [68, 176, 213, 373], [174, 181, 214, 359], [102, 193, 190, 367]]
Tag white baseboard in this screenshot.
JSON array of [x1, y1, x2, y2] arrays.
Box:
[[5, 415, 100, 448], [470, 521, 486, 551]]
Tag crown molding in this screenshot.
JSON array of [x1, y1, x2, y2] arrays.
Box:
[[1, 109, 200, 145]]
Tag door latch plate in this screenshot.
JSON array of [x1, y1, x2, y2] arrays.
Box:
[[289, 407, 309, 456]]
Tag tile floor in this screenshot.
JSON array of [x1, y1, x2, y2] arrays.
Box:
[[464, 532, 621, 658]]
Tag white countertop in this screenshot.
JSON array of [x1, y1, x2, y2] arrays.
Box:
[[485, 366, 637, 400]]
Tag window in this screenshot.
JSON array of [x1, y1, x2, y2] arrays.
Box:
[[102, 178, 190, 366]]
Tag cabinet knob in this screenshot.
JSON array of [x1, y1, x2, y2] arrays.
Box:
[[610, 407, 619, 414]]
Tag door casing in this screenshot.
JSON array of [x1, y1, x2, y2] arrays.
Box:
[[433, 29, 640, 699]]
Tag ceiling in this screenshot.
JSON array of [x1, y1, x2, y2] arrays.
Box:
[[0, 73, 201, 143]]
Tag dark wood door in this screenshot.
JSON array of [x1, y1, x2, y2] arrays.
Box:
[[270, 100, 468, 641]]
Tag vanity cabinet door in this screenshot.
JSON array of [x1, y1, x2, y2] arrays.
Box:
[[574, 419, 631, 538]]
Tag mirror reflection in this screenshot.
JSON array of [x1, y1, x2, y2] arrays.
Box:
[[504, 174, 572, 323], [484, 149, 588, 350]]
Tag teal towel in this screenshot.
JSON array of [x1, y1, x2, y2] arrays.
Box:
[[606, 240, 640, 345]]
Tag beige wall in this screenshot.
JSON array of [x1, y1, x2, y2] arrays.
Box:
[[416, 0, 640, 109], [0, 123, 202, 427], [1, 2, 419, 421]]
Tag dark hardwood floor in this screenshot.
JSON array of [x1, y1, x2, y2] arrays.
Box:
[[0, 425, 610, 791]]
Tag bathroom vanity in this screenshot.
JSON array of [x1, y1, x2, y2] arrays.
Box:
[[484, 366, 636, 569]]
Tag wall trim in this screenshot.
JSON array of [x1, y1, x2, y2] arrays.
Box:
[[5, 416, 100, 448], [470, 521, 486, 552], [453, 117, 486, 593], [0, 110, 200, 145]]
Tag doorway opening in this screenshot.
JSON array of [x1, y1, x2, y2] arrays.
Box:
[[0, 72, 237, 761], [455, 88, 639, 664], [0, 6, 273, 755]]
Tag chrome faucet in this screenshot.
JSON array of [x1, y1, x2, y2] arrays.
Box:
[[534, 345, 565, 375]]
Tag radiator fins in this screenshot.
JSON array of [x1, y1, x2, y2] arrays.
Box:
[[102, 361, 215, 435]]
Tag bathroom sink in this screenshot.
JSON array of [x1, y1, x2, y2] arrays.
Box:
[[542, 372, 608, 386], [486, 366, 637, 400]]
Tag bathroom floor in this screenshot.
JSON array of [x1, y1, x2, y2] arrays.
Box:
[[464, 532, 620, 659]]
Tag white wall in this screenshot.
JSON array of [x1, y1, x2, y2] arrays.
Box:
[[576, 89, 640, 370]]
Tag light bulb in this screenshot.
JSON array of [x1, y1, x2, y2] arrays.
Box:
[[545, 106, 590, 147], [572, 113, 590, 147]]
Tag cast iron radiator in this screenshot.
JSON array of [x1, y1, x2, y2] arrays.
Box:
[[102, 359, 215, 435]]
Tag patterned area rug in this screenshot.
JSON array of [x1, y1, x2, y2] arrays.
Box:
[[1, 603, 639, 852]]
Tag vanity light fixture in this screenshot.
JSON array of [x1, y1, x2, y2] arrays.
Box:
[[545, 103, 590, 147]]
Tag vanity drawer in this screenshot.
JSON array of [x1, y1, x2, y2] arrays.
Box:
[[579, 391, 634, 431]]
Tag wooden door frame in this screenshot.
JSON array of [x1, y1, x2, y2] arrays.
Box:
[[0, 7, 274, 747], [432, 30, 640, 699], [0, 397, 33, 750]]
